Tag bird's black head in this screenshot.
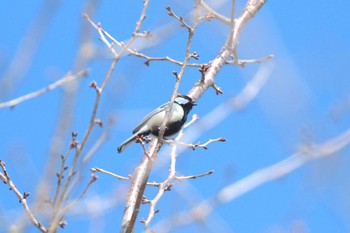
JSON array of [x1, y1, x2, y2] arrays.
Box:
[[175, 94, 196, 114]]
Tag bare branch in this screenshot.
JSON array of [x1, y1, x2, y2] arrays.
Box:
[[143, 13, 201, 230], [124, 2, 269, 229], [48, 15, 122, 232], [143, 117, 215, 230], [0, 161, 47, 233], [211, 83, 224, 95], [84, 7, 207, 70], [83, 1, 270, 232], [136, 136, 150, 156], [59, 174, 97, 219], [33, 2, 100, 224], [165, 137, 226, 150], [83, 13, 119, 56], [165, 6, 193, 31], [82, 131, 108, 163], [0, 70, 87, 109], [144, 182, 167, 228], [0, 1, 61, 100], [91, 167, 130, 181], [184, 114, 200, 129], [197, 0, 231, 24], [175, 170, 214, 181], [217, 127, 350, 201], [187, 0, 268, 101], [52, 133, 77, 208], [154, 127, 350, 232], [91, 168, 161, 188], [233, 54, 274, 67]]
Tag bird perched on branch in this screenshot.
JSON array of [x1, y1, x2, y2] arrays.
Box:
[[117, 94, 195, 153]]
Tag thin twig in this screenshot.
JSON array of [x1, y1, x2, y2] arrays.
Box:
[[143, 55, 204, 68], [60, 174, 97, 219], [143, 147, 176, 228], [0, 161, 47, 233], [85, 12, 201, 68], [52, 149, 72, 207], [82, 132, 108, 163], [52, 132, 78, 208], [0, 70, 87, 109], [0, 1, 61, 100], [91, 167, 161, 187], [165, 137, 226, 150], [156, 5, 199, 155], [175, 170, 214, 181], [211, 83, 224, 95], [143, 182, 166, 228], [91, 167, 129, 181], [160, 127, 350, 232], [187, 0, 268, 101], [48, 30, 120, 233], [144, 112, 208, 230], [233, 54, 274, 67], [26, 2, 100, 232], [197, 0, 231, 24], [166, 6, 193, 31], [86, 2, 158, 233], [143, 144, 215, 230], [138, 0, 269, 230], [57, 59, 117, 210], [130, 6, 202, 232], [136, 136, 150, 156], [184, 114, 200, 128], [85, 10, 265, 69], [83, 1, 268, 232]]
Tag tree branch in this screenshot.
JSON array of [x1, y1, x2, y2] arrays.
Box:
[[154, 127, 350, 232], [0, 70, 87, 109], [0, 161, 47, 233]]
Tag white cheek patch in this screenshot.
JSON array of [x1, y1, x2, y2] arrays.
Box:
[[171, 104, 184, 121], [175, 97, 190, 105]]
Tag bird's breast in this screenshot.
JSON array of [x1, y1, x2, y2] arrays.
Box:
[[149, 104, 185, 137]]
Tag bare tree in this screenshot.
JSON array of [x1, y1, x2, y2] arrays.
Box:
[[1, 1, 349, 233]]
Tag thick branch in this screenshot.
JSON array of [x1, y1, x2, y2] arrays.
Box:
[[187, 0, 267, 101]]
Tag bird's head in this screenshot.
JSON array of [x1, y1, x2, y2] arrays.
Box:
[[175, 94, 196, 113]]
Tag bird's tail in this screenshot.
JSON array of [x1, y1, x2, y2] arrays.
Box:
[[117, 134, 138, 153]]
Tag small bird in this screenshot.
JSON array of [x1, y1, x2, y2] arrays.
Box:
[[117, 94, 195, 153]]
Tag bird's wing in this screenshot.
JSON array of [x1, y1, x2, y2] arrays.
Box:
[[132, 102, 168, 134]]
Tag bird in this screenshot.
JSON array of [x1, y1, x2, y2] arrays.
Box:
[[117, 94, 195, 153]]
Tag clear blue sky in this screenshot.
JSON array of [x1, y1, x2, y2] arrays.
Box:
[[1, 1, 350, 232]]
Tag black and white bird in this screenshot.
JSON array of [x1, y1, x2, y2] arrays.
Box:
[[117, 94, 195, 153]]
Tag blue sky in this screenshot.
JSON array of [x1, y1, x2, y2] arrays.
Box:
[[1, 0, 350, 232]]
